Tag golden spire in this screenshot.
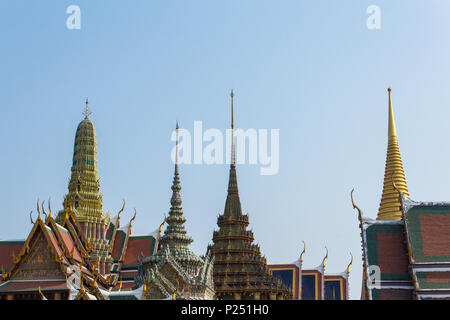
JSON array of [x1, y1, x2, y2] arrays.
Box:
[[377, 88, 410, 220], [83, 98, 91, 119]]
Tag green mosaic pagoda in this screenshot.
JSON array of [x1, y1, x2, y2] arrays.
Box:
[[138, 123, 214, 299], [57, 99, 112, 274], [156, 122, 204, 269], [209, 90, 291, 300]]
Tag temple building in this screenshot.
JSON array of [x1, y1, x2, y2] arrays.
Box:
[[353, 88, 450, 300], [54, 99, 113, 275], [135, 123, 215, 300], [0, 199, 154, 300], [208, 90, 292, 300], [268, 245, 352, 300], [0, 101, 180, 299]]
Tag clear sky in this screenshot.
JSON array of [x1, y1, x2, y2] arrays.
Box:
[[2, 1, 450, 299]]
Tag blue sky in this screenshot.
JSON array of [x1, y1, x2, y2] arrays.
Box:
[[2, 1, 450, 299]]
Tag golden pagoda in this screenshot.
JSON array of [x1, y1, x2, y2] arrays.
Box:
[[377, 88, 410, 220], [57, 99, 113, 274]]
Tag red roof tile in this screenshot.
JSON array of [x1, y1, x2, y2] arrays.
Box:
[[123, 237, 155, 266], [377, 232, 410, 275], [0, 242, 24, 271], [420, 214, 450, 257]]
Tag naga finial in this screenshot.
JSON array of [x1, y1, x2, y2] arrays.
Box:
[[63, 197, 69, 223], [390, 171, 406, 218], [29, 211, 35, 225], [300, 240, 306, 265], [350, 189, 362, 222], [322, 246, 328, 269], [117, 199, 126, 221], [130, 208, 137, 227], [173, 278, 180, 300], [38, 286, 45, 300], [41, 200, 48, 221], [37, 198, 41, 221], [159, 213, 167, 235], [391, 171, 401, 194], [48, 197, 52, 219], [347, 252, 353, 275]]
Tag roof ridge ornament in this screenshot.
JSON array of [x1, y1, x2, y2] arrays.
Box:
[[29, 211, 35, 225], [41, 200, 48, 221], [300, 240, 306, 265], [350, 189, 363, 222], [117, 199, 126, 222], [37, 199, 42, 221], [48, 197, 53, 219], [322, 246, 328, 269], [347, 252, 353, 275], [130, 208, 137, 227]]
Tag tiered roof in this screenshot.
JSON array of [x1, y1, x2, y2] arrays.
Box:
[[0, 199, 158, 300], [155, 122, 204, 270], [209, 90, 291, 300], [138, 123, 214, 300], [268, 251, 352, 300]]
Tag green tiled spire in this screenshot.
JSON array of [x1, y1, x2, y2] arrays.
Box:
[[68, 99, 104, 218], [57, 99, 112, 275]]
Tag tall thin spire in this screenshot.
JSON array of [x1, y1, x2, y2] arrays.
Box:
[[227, 89, 238, 196], [175, 120, 179, 174], [157, 121, 203, 269], [377, 88, 410, 220], [210, 91, 292, 300], [160, 122, 194, 247], [83, 98, 91, 119], [230, 89, 236, 166]]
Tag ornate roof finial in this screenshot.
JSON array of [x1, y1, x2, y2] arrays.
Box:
[[350, 189, 363, 222], [347, 252, 353, 275], [41, 200, 48, 221], [83, 98, 91, 119], [322, 246, 328, 269], [37, 199, 41, 221], [48, 197, 52, 219], [158, 213, 167, 237], [38, 286, 45, 300], [130, 208, 137, 227], [300, 240, 306, 265], [117, 199, 126, 222], [29, 211, 35, 225]]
